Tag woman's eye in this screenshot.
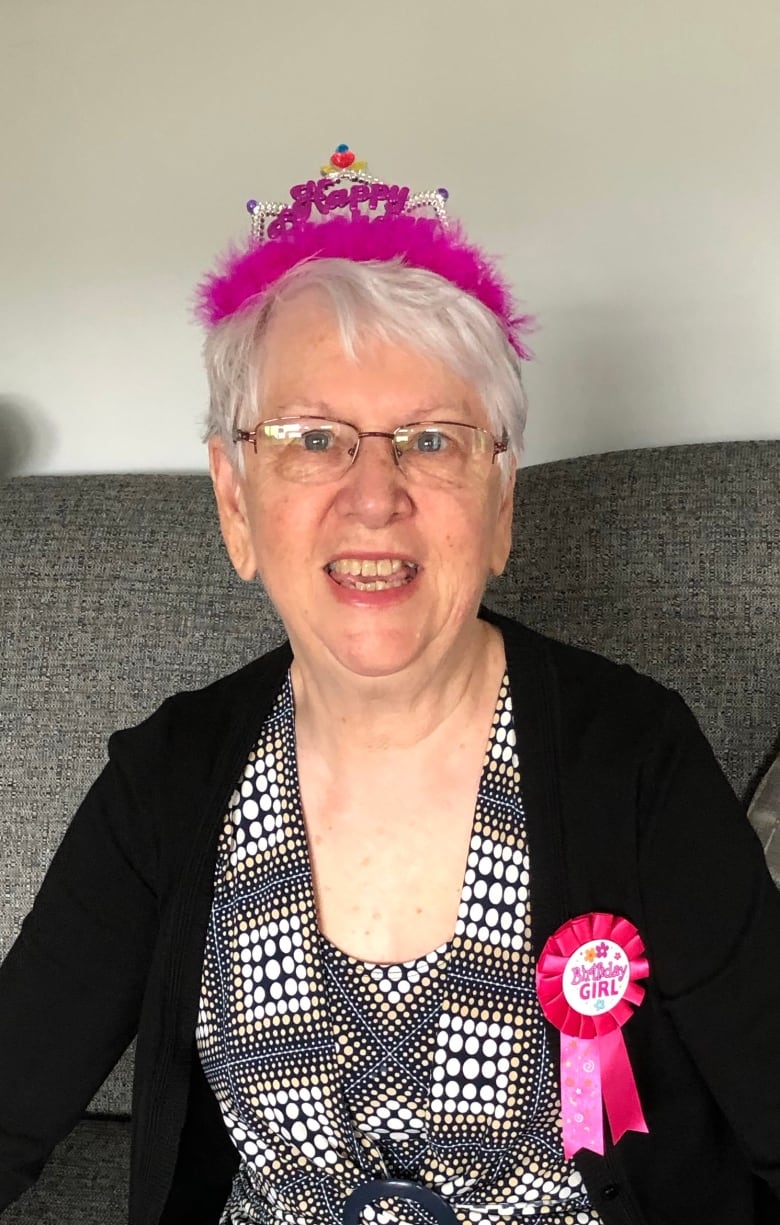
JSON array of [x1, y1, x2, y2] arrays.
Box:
[[301, 430, 334, 453], [414, 430, 446, 453]]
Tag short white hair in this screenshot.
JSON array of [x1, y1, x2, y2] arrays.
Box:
[[202, 258, 528, 478]]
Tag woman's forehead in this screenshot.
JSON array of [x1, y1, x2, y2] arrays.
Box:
[[260, 292, 484, 416], [262, 288, 340, 354]]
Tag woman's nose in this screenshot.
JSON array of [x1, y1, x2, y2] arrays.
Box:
[[335, 433, 412, 522]]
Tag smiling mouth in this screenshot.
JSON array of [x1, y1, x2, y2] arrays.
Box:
[[326, 558, 419, 591]]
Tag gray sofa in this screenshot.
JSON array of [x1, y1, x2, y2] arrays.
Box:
[[1, 441, 778, 1223]]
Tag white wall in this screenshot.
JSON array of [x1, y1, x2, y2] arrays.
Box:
[[1, 0, 778, 476]]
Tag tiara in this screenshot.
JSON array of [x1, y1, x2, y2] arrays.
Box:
[[196, 144, 534, 359]]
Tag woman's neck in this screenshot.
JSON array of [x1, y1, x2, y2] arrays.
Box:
[[291, 619, 505, 761]]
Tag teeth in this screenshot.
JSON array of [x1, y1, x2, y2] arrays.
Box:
[[327, 557, 418, 591], [330, 557, 410, 578], [358, 579, 407, 591]]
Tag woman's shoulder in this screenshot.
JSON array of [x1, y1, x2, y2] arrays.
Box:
[[484, 607, 689, 747], [485, 607, 673, 699], [106, 640, 293, 774]]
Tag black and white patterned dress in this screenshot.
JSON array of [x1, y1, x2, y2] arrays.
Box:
[[196, 674, 603, 1225]]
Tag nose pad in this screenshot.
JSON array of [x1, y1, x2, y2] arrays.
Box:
[[349, 432, 405, 474]]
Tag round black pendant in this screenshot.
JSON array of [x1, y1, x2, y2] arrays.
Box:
[[343, 1179, 459, 1225]]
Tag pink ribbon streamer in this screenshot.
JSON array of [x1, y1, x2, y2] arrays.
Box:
[[536, 913, 650, 1158], [560, 1034, 604, 1157]]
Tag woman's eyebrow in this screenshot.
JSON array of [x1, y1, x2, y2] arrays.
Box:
[[267, 399, 475, 420], [266, 399, 336, 417]]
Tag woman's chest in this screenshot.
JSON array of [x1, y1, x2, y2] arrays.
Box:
[[304, 790, 477, 964]]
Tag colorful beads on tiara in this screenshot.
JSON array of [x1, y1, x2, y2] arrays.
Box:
[[321, 144, 367, 176]]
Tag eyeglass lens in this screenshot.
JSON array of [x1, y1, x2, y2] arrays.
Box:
[[256, 418, 493, 485]]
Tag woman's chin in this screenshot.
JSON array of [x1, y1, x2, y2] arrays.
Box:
[[283, 575, 484, 684], [308, 613, 481, 684], [324, 635, 429, 681]]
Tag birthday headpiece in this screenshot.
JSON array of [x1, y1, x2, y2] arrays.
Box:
[[196, 144, 533, 359]]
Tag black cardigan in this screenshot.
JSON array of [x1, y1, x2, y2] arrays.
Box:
[[1, 613, 779, 1224]]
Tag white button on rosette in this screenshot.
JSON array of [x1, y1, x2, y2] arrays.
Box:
[[561, 938, 631, 1017]]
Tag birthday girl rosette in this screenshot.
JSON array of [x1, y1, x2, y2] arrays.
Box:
[[536, 913, 650, 1158]]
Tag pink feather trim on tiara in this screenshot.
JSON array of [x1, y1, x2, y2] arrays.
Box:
[[195, 213, 534, 359]]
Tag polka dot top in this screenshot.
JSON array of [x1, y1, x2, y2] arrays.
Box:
[[319, 938, 452, 1185], [197, 674, 603, 1225]]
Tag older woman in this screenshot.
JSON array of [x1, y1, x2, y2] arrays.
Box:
[[1, 147, 779, 1225]]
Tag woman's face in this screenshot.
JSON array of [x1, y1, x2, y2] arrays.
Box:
[[210, 292, 515, 681]]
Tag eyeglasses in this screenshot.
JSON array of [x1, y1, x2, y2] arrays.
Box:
[[232, 416, 508, 485]]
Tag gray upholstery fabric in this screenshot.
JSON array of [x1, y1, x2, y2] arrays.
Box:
[[0, 476, 285, 1117], [486, 441, 780, 799], [0, 440, 778, 1220], [0, 1120, 130, 1224], [749, 752, 780, 886]]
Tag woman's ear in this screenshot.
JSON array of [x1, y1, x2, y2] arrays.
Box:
[[489, 461, 517, 578], [208, 438, 258, 581]]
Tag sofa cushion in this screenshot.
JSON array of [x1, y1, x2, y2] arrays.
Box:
[[486, 441, 780, 802], [0, 1118, 130, 1224], [748, 750, 780, 886]]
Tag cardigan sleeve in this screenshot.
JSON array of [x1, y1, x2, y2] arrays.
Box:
[[0, 646, 292, 1216], [637, 691, 780, 1199], [0, 738, 160, 1208]]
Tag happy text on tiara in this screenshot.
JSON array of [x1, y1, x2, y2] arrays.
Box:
[[246, 145, 450, 244]]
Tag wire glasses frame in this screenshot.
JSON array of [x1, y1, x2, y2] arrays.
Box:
[[232, 416, 509, 485]]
